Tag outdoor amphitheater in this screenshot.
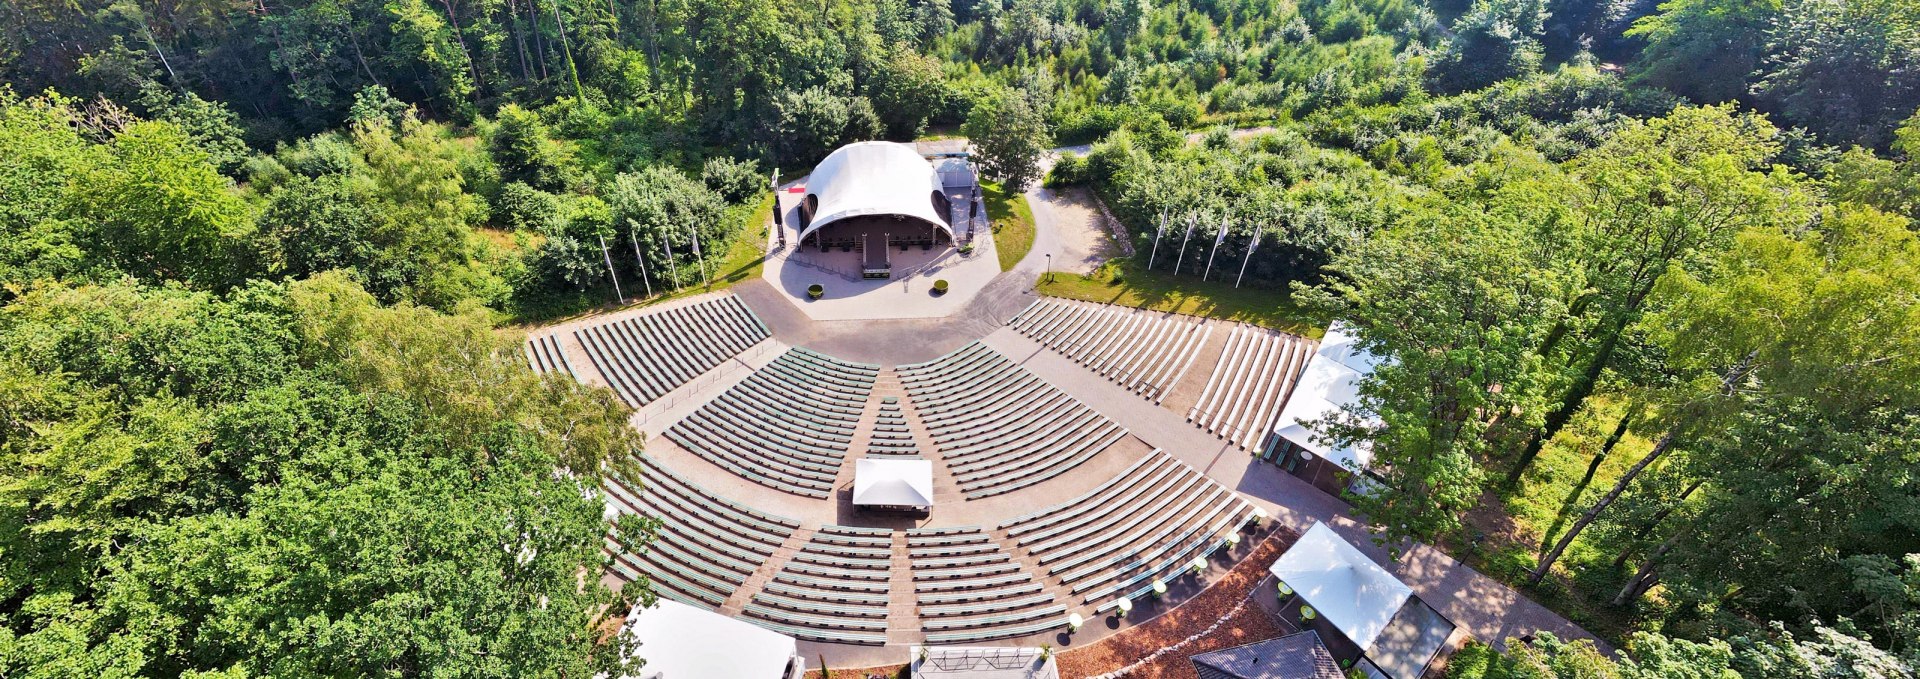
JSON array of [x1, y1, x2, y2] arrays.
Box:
[[524, 142, 1595, 678]]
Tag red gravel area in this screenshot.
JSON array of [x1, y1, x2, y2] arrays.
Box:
[[1057, 527, 1301, 679], [814, 664, 906, 679]]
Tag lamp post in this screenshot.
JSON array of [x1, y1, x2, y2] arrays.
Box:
[[1045, 253, 1052, 283]]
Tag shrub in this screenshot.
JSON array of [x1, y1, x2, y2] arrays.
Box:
[[807, 283, 825, 299], [1046, 152, 1089, 187], [933, 279, 949, 293], [701, 156, 763, 204]]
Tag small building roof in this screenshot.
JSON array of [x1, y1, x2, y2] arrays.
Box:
[[620, 599, 798, 679], [1272, 322, 1380, 472], [801, 141, 951, 243], [1190, 632, 1345, 679], [853, 458, 935, 508], [1269, 522, 1413, 652]]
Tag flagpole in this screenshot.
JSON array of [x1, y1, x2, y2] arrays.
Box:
[[1174, 212, 1196, 276], [627, 220, 653, 298], [662, 235, 682, 292], [1203, 214, 1226, 281], [690, 223, 711, 287], [771, 168, 786, 249], [598, 234, 625, 303], [1236, 226, 1261, 288], [1146, 211, 1165, 270]]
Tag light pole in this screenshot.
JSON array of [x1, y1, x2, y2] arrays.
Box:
[[1044, 253, 1052, 283]]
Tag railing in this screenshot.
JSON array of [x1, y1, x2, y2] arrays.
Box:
[[631, 341, 776, 431]]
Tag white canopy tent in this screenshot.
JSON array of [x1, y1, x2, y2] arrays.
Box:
[[1270, 322, 1381, 473], [1269, 522, 1413, 652], [799, 141, 952, 243], [853, 458, 935, 509], [619, 599, 801, 679]]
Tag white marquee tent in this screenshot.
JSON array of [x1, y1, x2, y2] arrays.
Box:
[[1268, 521, 1413, 652], [1270, 321, 1382, 473], [853, 458, 935, 510], [619, 599, 801, 679], [799, 141, 951, 243]]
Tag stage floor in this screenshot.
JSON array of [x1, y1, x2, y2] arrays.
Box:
[[764, 182, 1002, 321]]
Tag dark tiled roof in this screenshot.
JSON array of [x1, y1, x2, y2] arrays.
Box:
[[1190, 632, 1345, 679]]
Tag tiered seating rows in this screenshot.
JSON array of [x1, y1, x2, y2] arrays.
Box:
[[1000, 450, 1256, 610], [600, 456, 799, 610], [571, 295, 770, 407], [907, 526, 1065, 643], [898, 343, 1128, 499], [745, 526, 895, 646], [1008, 299, 1211, 404], [524, 334, 575, 377], [666, 348, 879, 498], [1188, 325, 1316, 450], [864, 398, 920, 457]]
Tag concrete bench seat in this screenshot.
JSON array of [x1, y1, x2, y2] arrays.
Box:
[[743, 604, 887, 632], [919, 593, 1057, 618], [923, 617, 1065, 644], [753, 592, 888, 619], [916, 581, 1045, 605], [922, 604, 1066, 631]]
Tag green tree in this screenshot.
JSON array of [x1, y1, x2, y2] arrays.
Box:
[[604, 166, 727, 281], [1508, 105, 1805, 484], [963, 88, 1050, 192], [774, 86, 852, 165], [702, 155, 764, 204], [1531, 204, 1916, 590], [1302, 194, 1572, 546], [1429, 0, 1549, 94], [488, 103, 575, 191], [868, 44, 948, 138], [1626, 0, 1781, 104], [0, 275, 645, 677], [1754, 0, 1920, 148], [70, 119, 253, 288]]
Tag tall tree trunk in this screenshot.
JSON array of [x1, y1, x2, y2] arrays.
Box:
[[529, 0, 551, 80], [508, 0, 533, 82], [550, 0, 584, 98], [435, 0, 486, 100], [1528, 351, 1755, 586], [1508, 322, 1623, 485], [1613, 532, 1678, 605], [344, 18, 384, 87], [640, 0, 661, 88], [1611, 477, 1703, 569]]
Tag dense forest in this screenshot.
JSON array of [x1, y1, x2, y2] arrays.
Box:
[[2, 0, 1917, 675]]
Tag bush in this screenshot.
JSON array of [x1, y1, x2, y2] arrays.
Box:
[[701, 156, 763, 204], [933, 279, 949, 293], [807, 283, 825, 299], [1046, 152, 1090, 187]]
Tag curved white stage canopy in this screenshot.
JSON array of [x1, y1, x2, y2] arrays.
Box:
[[799, 141, 952, 243]]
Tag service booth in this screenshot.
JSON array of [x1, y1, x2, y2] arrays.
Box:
[[620, 599, 806, 679], [1268, 523, 1455, 679]]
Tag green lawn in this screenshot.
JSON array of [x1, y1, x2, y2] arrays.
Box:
[[984, 181, 1036, 272], [1034, 258, 1322, 337]]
